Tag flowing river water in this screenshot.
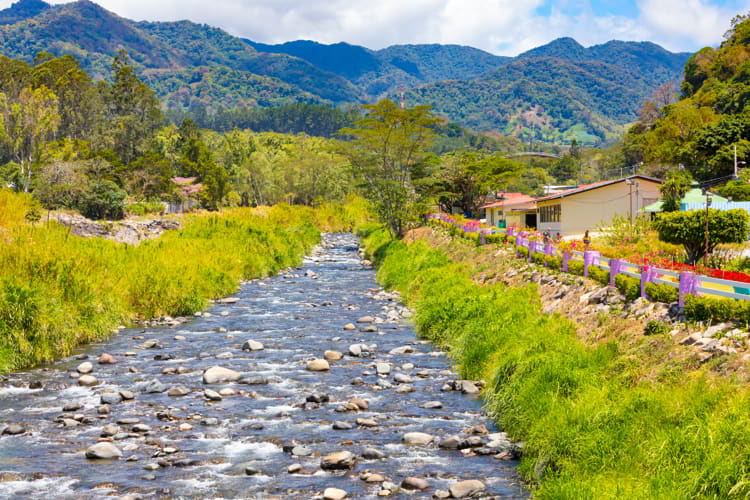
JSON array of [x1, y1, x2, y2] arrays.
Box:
[[0, 234, 527, 499]]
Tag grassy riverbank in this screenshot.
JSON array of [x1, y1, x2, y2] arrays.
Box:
[[0, 190, 369, 372], [360, 224, 750, 500]]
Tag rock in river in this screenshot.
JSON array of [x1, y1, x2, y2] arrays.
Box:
[[76, 362, 93, 374], [403, 432, 433, 446], [323, 487, 348, 500], [203, 366, 242, 384], [402, 477, 430, 491], [242, 340, 264, 351], [307, 359, 330, 371], [324, 350, 343, 361], [449, 480, 486, 498], [321, 450, 356, 470], [77, 375, 98, 386], [85, 442, 122, 460]]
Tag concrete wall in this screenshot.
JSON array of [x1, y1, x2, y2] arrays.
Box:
[[539, 179, 661, 236]]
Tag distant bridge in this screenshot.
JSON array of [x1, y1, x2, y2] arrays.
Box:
[[509, 152, 561, 160]]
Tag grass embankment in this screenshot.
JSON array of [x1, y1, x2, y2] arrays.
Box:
[[0, 190, 369, 372], [359, 224, 750, 500]]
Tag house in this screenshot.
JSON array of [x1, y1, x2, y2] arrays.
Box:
[[535, 175, 663, 237], [168, 177, 203, 213], [481, 194, 537, 229]]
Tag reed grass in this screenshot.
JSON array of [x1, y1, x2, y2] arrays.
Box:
[[0, 189, 370, 371]]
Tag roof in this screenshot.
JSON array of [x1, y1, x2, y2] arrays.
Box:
[[481, 194, 536, 209], [534, 175, 664, 203], [643, 187, 728, 213]]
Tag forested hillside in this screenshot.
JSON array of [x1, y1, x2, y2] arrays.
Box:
[[623, 14, 750, 181], [0, 0, 689, 144]]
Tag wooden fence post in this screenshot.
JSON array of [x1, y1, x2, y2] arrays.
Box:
[[678, 271, 697, 311]]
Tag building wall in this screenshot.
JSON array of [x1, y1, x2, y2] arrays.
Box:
[[539, 179, 661, 237]]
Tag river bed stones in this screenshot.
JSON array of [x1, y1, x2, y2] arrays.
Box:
[[0, 234, 523, 499], [98, 353, 116, 364]]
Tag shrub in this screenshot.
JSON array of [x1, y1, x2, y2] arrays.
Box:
[[644, 320, 670, 336], [645, 282, 678, 303], [616, 274, 641, 301], [79, 180, 127, 220]]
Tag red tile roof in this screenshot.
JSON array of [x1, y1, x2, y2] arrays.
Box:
[[481, 194, 536, 209]]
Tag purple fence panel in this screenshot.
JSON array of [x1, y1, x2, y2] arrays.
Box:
[[583, 250, 600, 278], [609, 259, 621, 287], [562, 252, 570, 272], [640, 266, 656, 299], [507, 227, 515, 237], [678, 271, 698, 310]]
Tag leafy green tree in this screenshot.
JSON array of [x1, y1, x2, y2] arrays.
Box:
[[79, 180, 127, 220], [660, 170, 693, 211], [654, 209, 749, 264], [0, 86, 60, 192], [340, 100, 437, 237], [102, 50, 163, 165]]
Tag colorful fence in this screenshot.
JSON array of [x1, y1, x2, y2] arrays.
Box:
[[425, 213, 750, 308]]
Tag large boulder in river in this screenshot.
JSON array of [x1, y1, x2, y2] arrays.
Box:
[[242, 340, 264, 351], [85, 442, 122, 459], [403, 432, 433, 446], [203, 366, 242, 384], [321, 450, 356, 470], [449, 480, 486, 498], [307, 359, 330, 371]]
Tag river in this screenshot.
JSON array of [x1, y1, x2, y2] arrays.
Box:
[[0, 234, 527, 499]]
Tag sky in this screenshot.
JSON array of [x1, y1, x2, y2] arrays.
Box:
[[3, 0, 750, 56]]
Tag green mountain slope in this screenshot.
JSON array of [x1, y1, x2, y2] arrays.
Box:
[[0, 0, 691, 144], [0, 0, 49, 25]]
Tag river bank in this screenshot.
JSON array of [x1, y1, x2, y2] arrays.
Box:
[[0, 190, 369, 372], [360, 224, 750, 499], [0, 233, 526, 499]]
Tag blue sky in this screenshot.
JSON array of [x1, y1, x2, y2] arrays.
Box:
[[3, 0, 750, 55]]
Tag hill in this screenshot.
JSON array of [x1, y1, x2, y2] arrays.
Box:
[[0, 0, 691, 144], [405, 39, 691, 143], [622, 14, 750, 180]]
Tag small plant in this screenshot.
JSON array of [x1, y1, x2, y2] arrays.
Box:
[[24, 208, 41, 224], [644, 320, 670, 336]]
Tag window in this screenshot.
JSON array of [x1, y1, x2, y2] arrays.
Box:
[[539, 204, 560, 223]]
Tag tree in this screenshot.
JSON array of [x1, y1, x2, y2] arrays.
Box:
[[339, 100, 437, 237], [102, 51, 163, 165], [79, 180, 127, 220], [660, 170, 693, 211], [0, 86, 60, 192], [653, 209, 749, 264]]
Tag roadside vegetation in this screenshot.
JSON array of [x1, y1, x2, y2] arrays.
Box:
[[360, 224, 750, 499]]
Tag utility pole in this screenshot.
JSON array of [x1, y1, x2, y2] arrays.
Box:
[[703, 189, 711, 265], [735, 144, 738, 179]]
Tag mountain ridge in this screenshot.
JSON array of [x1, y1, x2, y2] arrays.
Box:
[[0, 0, 692, 144]]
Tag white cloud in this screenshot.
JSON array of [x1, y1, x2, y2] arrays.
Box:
[[0, 0, 747, 55]]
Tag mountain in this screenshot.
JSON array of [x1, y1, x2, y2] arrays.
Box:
[[0, 0, 692, 144], [0, 0, 49, 25], [248, 39, 510, 96]]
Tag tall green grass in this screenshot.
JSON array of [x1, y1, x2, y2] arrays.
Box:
[[0, 190, 370, 372], [360, 226, 750, 499]]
